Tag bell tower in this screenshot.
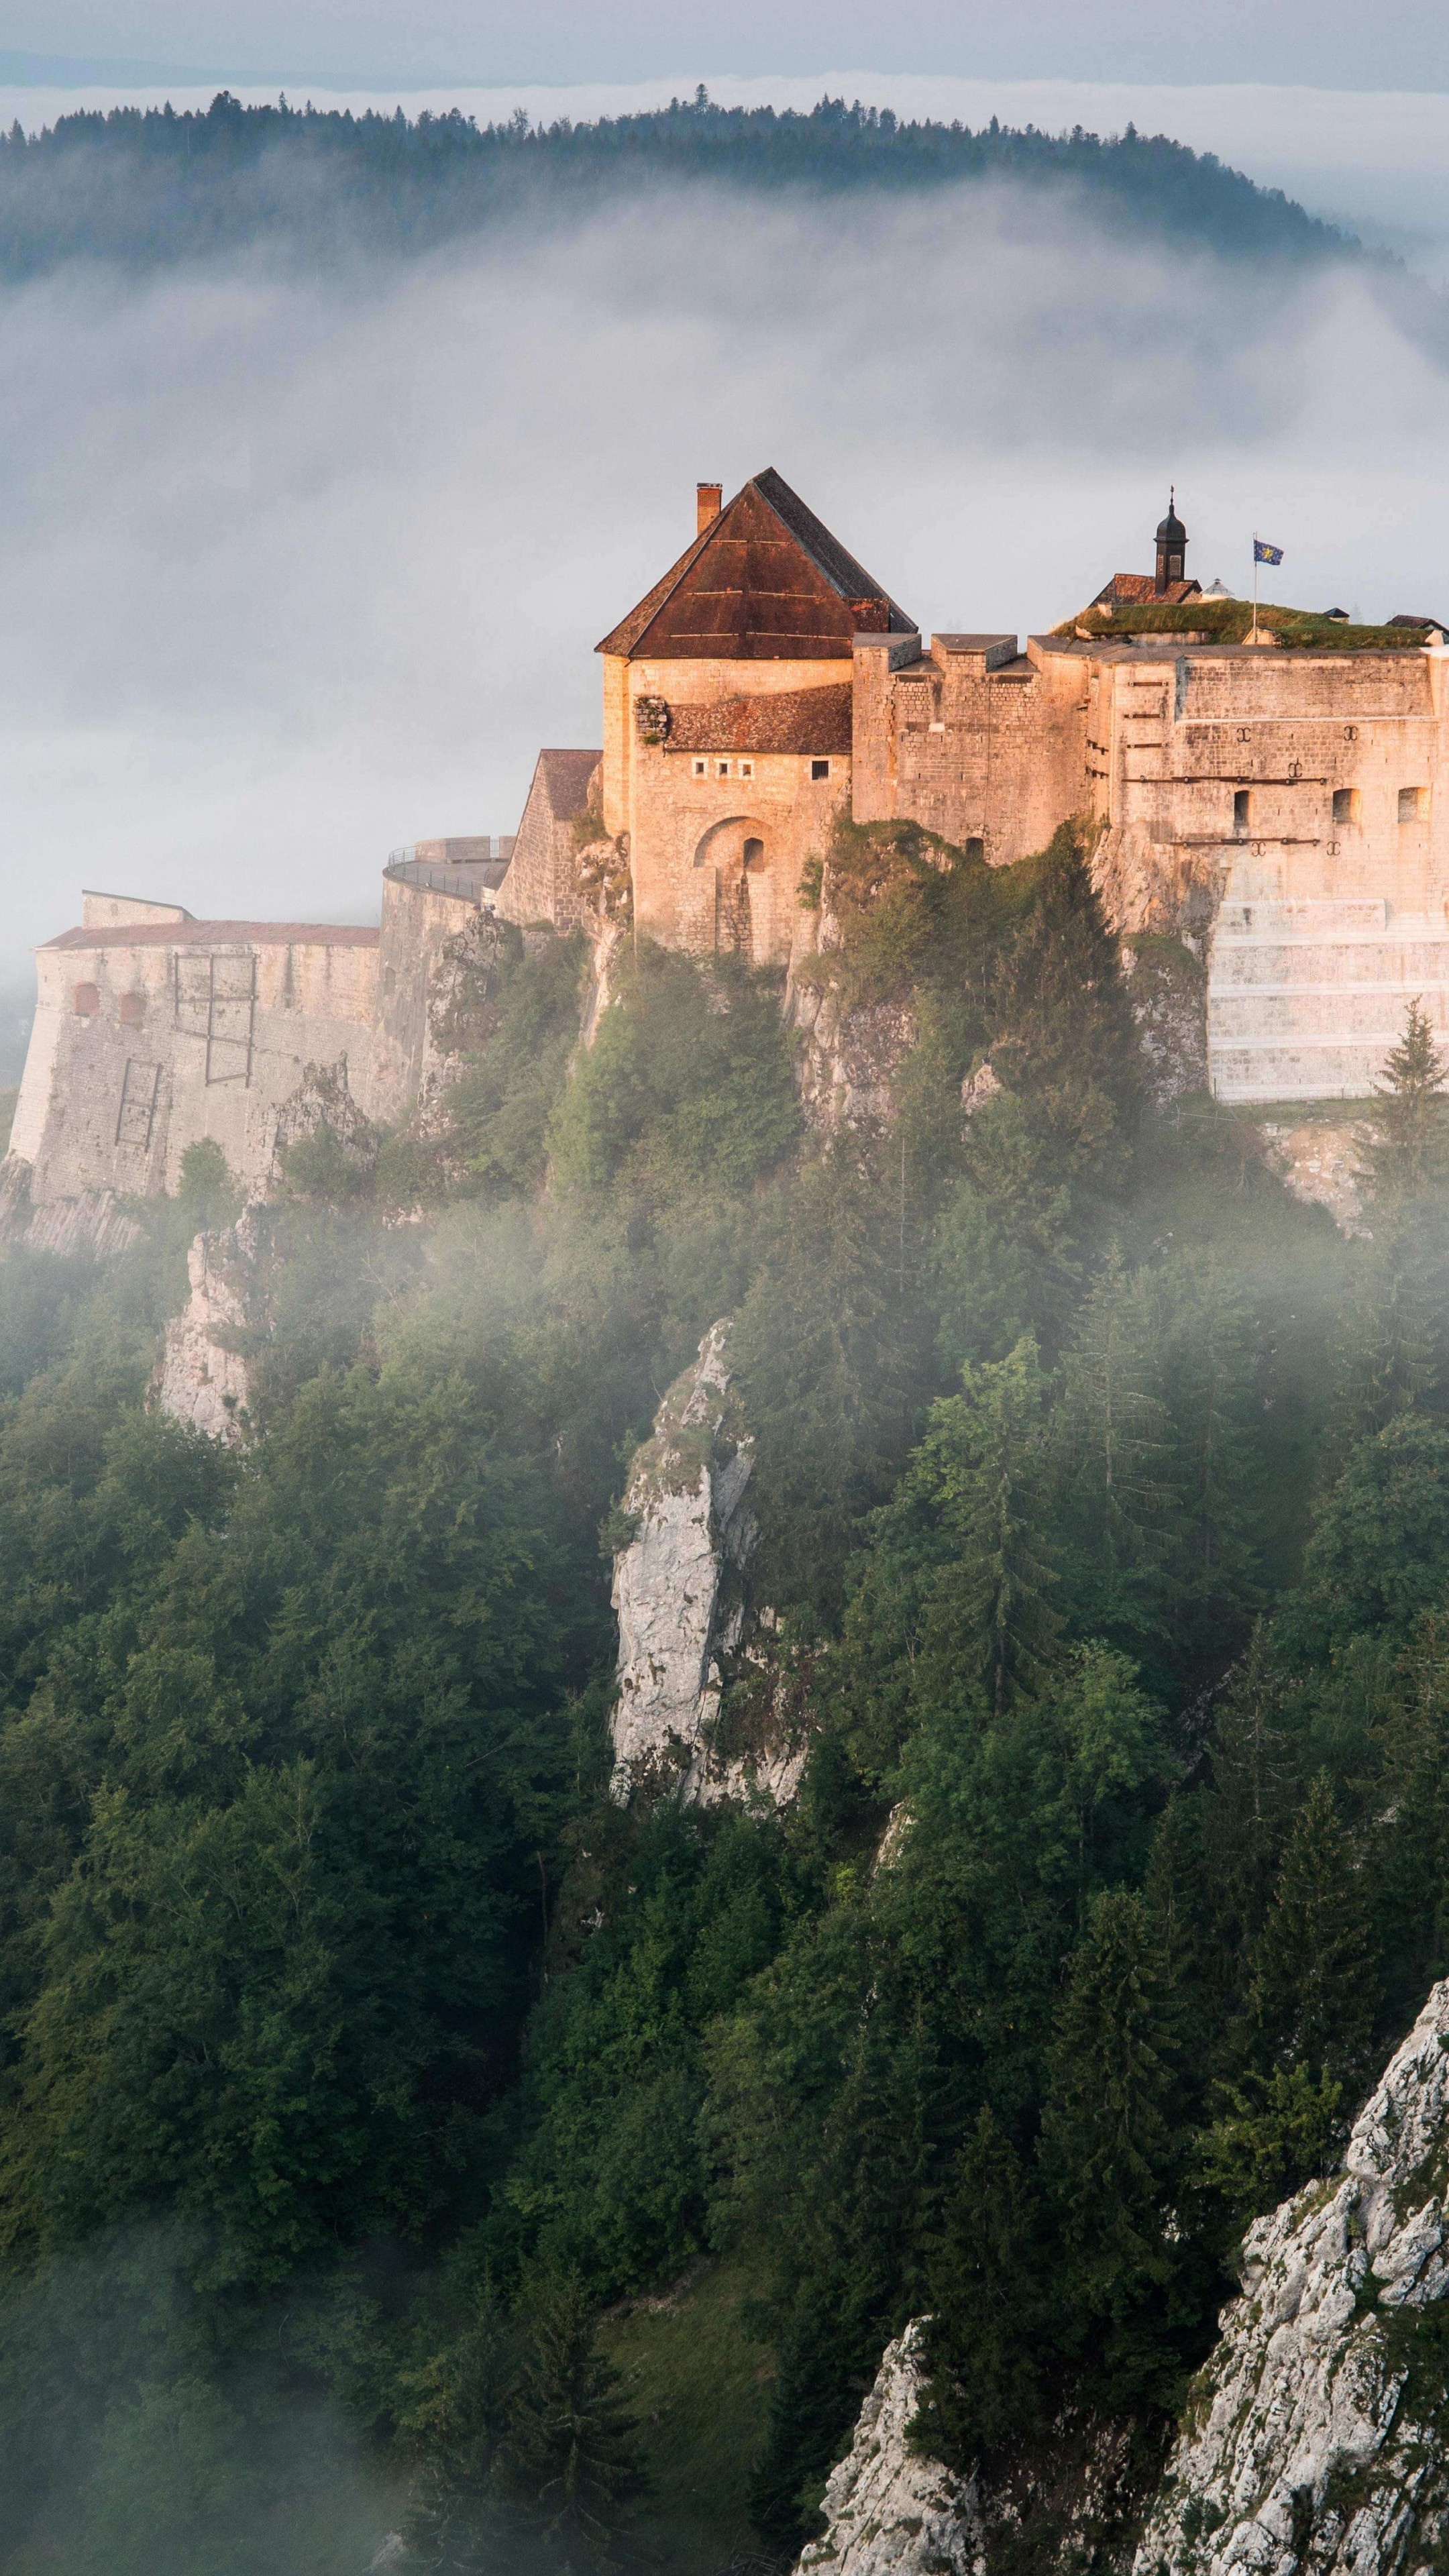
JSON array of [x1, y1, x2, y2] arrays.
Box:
[[1155, 489, 1187, 594]]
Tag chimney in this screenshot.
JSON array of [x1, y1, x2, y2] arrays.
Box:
[[697, 481, 722, 535]]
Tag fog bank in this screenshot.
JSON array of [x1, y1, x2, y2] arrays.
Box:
[[1, 174, 1446, 973]]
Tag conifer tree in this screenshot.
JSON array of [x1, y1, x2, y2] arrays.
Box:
[[496, 2269, 647, 2571], [918, 2106, 1049, 2468], [1038, 1890, 1182, 2398], [1375, 1613, 1449, 2026], [907, 1334, 1061, 1711], [1200, 1629, 1306, 1965], [1328, 1231, 1440, 1452], [1158, 1251, 1263, 1663], [1141, 1795, 1218, 2108], [1049, 1250, 1173, 1656], [1248, 1771, 1378, 2088], [1356, 998, 1449, 1205]]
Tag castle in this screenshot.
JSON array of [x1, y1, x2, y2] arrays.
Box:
[[8, 469, 1449, 1240]]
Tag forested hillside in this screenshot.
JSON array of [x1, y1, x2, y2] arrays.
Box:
[[0, 89, 1352, 279], [3, 822, 1449, 2573]]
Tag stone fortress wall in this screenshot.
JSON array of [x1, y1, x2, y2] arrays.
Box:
[[8, 469, 1449, 1246], [498, 471, 1449, 1109]]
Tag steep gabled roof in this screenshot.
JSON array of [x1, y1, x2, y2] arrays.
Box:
[[597, 468, 915, 661], [1090, 573, 1202, 610]]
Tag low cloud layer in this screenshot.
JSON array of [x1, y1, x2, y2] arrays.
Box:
[[2, 173, 1447, 972]]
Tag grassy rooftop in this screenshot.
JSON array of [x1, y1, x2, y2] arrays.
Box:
[[1054, 597, 1434, 651]]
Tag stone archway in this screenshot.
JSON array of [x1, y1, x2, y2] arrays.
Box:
[[692, 815, 768, 959]]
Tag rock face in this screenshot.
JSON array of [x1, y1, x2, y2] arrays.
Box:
[[609, 1322, 807, 1809], [1258, 1116, 1367, 1237], [1136, 1978, 1449, 2576], [789, 977, 918, 1134], [796, 2322, 982, 2576], [152, 1209, 267, 1443]]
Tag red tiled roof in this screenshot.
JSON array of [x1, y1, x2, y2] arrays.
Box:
[[1089, 574, 1202, 609], [598, 468, 914, 662], [44, 920, 379, 951], [665, 685, 853, 755]]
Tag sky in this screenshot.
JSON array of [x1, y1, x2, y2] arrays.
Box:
[[9, 1, 1449, 92], [5, 7, 1449, 997]]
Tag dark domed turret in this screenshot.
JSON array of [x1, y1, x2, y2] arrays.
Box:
[[1155, 488, 1187, 594]]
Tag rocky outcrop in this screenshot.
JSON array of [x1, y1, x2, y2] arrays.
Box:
[[796, 2322, 982, 2576], [609, 1322, 808, 1809], [270, 1063, 378, 1186], [1120, 934, 1209, 1105], [788, 977, 917, 1133], [1257, 1116, 1367, 1237], [1136, 1978, 1449, 2576], [152, 1208, 268, 1443]]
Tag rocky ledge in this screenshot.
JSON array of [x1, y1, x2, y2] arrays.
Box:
[[1136, 1980, 1449, 2576], [796, 2322, 981, 2576], [609, 1320, 807, 1809]]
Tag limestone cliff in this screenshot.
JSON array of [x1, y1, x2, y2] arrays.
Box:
[[152, 1208, 268, 1444], [788, 975, 918, 1134], [608, 1321, 808, 1809], [1136, 1980, 1449, 2576], [796, 2322, 983, 2576], [800, 1982, 1449, 2576]]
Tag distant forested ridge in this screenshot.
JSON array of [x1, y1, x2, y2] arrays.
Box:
[[0, 88, 1356, 279]]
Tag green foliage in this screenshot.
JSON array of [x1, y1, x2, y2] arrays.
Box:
[[494, 2267, 649, 2564], [549, 944, 799, 1197], [894, 1335, 1059, 1711], [1197, 2063, 1344, 2218], [442, 932, 586, 1199], [178, 1136, 241, 1227], [1290, 1415, 1449, 1654], [7, 817, 1449, 2569], [1357, 1000, 1449, 1206], [1247, 1771, 1379, 2087], [917, 2108, 1049, 2463]]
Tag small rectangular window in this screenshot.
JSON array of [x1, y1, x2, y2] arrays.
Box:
[[1400, 786, 1430, 823], [811, 759, 830, 780], [1233, 790, 1250, 837], [692, 759, 706, 777], [72, 981, 99, 1016], [1332, 788, 1361, 828], [739, 760, 753, 778], [965, 837, 985, 864], [717, 761, 730, 777]]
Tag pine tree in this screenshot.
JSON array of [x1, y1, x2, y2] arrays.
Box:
[[1357, 997, 1449, 1205], [1158, 1250, 1263, 1667], [1038, 1890, 1181, 2364], [1141, 1795, 1219, 2114], [917, 2106, 1049, 2468], [496, 2269, 647, 2571], [1199, 1628, 1305, 1968], [1248, 1772, 1379, 2088], [1371, 1613, 1449, 2030], [1329, 1229, 1439, 1453], [1049, 1250, 1173, 1656], [908, 1334, 1062, 1711]]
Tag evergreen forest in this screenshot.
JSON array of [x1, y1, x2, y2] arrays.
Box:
[[1, 821, 1449, 2571], [0, 89, 1354, 282]]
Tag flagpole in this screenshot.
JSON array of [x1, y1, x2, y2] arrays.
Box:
[[1252, 534, 1258, 647]]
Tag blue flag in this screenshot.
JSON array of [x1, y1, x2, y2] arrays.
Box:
[[1254, 538, 1284, 566]]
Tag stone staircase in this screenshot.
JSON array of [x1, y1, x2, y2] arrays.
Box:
[[1208, 898, 1449, 1102]]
